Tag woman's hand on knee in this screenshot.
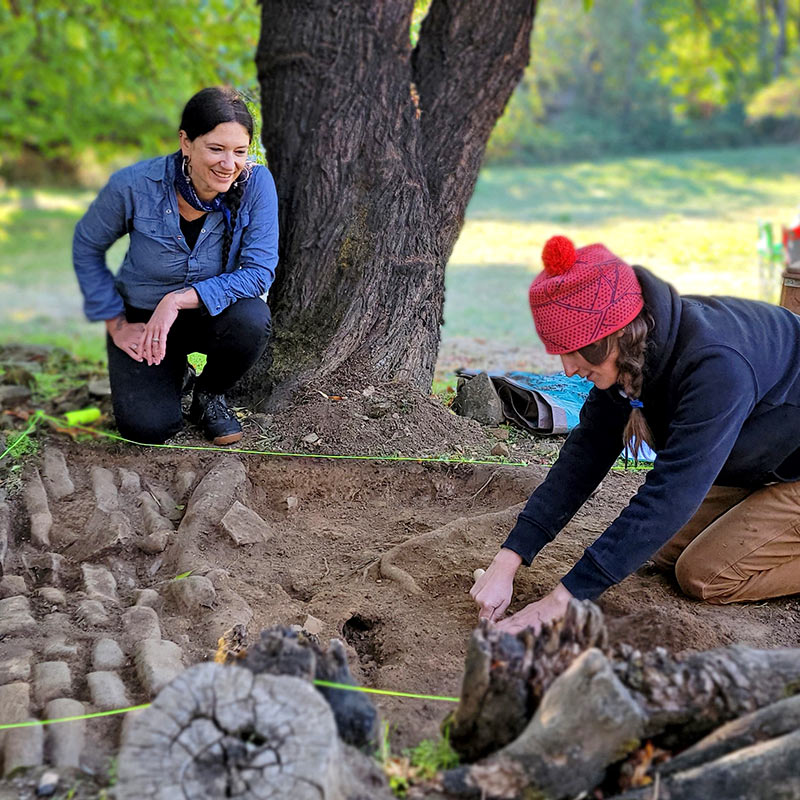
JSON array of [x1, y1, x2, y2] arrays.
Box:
[[470, 548, 522, 623], [106, 316, 145, 362], [142, 288, 200, 366]]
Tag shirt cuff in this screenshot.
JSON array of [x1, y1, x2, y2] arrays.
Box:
[[501, 516, 554, 566], [561, 553, 618, 600], [193, 281, 227, 316]]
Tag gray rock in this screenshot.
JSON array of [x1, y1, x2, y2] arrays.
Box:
[[44, 698, 85, 768], [91, 466, 119, 513], [0, 497, 8, 572], [88, 378, 111, 397], [167, 575, 216, 613], [0, 682, 30, 750], [23, 469, 52, 548], [0, 575, 27, 598], [143, 481, 183, 523], [0, 596, 36, 636], [87, 671, 130, 711], [41, 448, 74, 500], [0, 385, 31, 409], [93, 639, 126, 671], [75, 599, 109, 627], [138, 491, 174, 537], [2, 717, 43, 775], [137, 531, 170, 554], [42, 636, 79, 660], [41, 612, 70, 634], [134, 589, 162, 610], [451, 372, 505, 425], [24, 552, 64, 586], [134, 640, 184, 697], [221, 500, 272, 545], [491, 442, 511, 458], [121, 606, 161, 654], [36, 769, 59, 796], [71, 507, 133, 561], [38, 587, 67, 607], [81, 563, 118, 604], [172, 468, 196, 503], [0, 646, 33, 684], [118, 468, 142, 496], [33, 662, 73, 706]]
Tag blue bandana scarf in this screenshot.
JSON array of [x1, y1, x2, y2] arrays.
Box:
[[173, 151, 232, 231]]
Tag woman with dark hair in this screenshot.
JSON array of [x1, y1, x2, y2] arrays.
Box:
[[73, 87, 277, 445], [472, 235, 800, 632]]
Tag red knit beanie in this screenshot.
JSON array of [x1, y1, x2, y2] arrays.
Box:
[[529, 236, 644, 355]]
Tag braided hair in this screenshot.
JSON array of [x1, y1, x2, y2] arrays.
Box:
[[576, 307, 655, 461], [179, 87, 254, 268]]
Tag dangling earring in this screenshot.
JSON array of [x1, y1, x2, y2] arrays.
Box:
[[181, 155, 192, 179]]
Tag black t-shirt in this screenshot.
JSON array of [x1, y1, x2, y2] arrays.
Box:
[[179, 213, 208, 251]]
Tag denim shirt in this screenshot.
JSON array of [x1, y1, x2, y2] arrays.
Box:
[[72, 154, 279, 320]]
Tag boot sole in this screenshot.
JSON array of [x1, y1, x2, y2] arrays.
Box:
[[212, 431, 243, 446]]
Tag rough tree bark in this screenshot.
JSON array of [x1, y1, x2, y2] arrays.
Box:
[[243, 0, 537, 407]]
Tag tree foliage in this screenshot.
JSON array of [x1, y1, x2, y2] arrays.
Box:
[[0, 0, 259, 161]]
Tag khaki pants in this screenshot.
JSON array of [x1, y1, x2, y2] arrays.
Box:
[[653, 483, 800, 604]]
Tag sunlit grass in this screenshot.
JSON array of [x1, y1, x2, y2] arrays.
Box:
[[1, 144, 798, 369]]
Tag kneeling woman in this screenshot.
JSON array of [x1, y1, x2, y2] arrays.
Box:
[[472, 236, 800, 632], [73, 87, 277, 445]]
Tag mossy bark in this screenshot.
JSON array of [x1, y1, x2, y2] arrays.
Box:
[[240, 0, 538, 408]]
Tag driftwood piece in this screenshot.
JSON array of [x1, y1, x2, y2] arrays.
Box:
[[117, 662, 388, 800], [449, 599, 800, 764], [613, 642, 800, 742], [658, 692, 800, 777], [242, 626, 378, 749], [445, 649, 646, 800], [611, 728, 800, 800], [448, 600, 608, 761]]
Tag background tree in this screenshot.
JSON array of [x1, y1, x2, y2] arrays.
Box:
[[247, 0, 538, 404]]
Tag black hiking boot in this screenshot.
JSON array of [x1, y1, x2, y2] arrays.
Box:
[[189, 389, 242, 445]]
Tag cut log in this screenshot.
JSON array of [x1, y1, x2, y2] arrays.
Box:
[[117, 662, 392, 800]]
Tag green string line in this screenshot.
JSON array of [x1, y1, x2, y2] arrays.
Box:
[[0, 682, 459, 731], [0, 410, 44, 462], [2, 410, 653, 470]]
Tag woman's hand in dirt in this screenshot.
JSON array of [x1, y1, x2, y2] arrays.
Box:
[[470, 548, 522, 623], [494, 582, 573, 635], [142, 288, 200, 366], [105, 316, 145, 362]]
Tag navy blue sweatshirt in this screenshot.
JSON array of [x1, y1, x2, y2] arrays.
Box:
[[502, 267, 800, 600]]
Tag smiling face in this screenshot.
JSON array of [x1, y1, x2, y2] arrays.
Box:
[[560, 339, 620, 390], [179, 121, 251, 201]]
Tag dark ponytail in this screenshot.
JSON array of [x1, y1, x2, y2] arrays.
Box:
[[577, 307, 655, 461], [179, 87, 254, 268]]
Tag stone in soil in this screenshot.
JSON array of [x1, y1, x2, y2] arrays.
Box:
[[2, 718, 43, 776], [92, 639, 126, 672], [121, 606, 161, 654], [134, 640, 184, 697], [24, 552, 64, 587], [118, 468, 141, 496], [42, 637, 79, 661], [0, 646, 33, 684], [87, 671, 130, 711], [133, 589, 161, 610], [75, 599, 109, 628], [138, 491, 174, 537], [0, 385, 31, 408], [33, 662, 73, 706], [24, 469, 52, 548], [0, 495, 8, 572], [451, 371, 505, 426], [37, 587, 66, 607], [0, 575, 28, 598], [91, 466, 119, 513], [70, 508, 133, 562], [41, 448, 75, 501], [0, 682, 31, 749], [167, 574, 216, 612], [0, 596, 36, 636], [44, 699, 85, 768], [221, 500, 272, 545], [80, 564, 118, 605]]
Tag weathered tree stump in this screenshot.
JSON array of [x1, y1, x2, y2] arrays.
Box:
[[243, 626, 378, 750], [117, 662, 390, 800]]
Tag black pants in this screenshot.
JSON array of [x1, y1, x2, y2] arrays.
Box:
[[107, 298, 270, 444]]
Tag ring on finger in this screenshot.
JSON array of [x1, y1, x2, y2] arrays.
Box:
[[152, 337, 160, 343]]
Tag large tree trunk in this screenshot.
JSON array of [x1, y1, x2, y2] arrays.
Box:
[[243, 0, 537, 407]]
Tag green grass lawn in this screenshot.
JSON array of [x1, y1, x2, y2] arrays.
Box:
[[1, 144, 798, 368]]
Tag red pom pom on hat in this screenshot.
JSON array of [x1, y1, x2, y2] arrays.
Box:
[[541, 235, 576, 276]]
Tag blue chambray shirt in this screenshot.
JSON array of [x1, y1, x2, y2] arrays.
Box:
[[72, 153, 279, 321]]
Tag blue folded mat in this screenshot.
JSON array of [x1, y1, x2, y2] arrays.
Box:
[[456, 369, 657, 462]]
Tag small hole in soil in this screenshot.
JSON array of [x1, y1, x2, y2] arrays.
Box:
[[342, 614, 383, 667]]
